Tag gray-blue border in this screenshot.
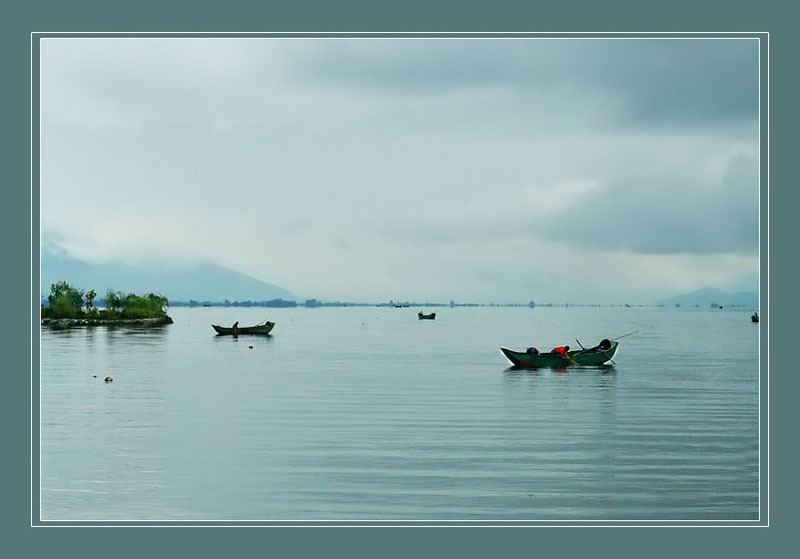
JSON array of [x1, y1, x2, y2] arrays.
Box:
[[4, 0, 790, 554]]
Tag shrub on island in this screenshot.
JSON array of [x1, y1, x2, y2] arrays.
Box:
[[41, 282, 170, 320]]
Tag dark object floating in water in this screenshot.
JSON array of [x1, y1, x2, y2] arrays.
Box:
[[104, 376, 113, 382], [418, 312, 436, 320], [249, 345, 253, 349], [212, 321, 275, 336], [500, 340, 619, 368], [751, 312, 759, 322]]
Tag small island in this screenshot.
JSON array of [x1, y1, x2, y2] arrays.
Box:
[[41, 281, 173, 327]]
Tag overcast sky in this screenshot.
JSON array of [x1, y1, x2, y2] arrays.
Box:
[[40, 38, 760, 303]]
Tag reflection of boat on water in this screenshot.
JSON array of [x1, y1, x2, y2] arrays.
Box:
[[500, 340, 618, 368], [751, 312, 759, 323], [212, 320, 275, 335], [418, 312, 436, 320]]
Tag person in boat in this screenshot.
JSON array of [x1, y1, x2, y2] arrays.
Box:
[[550, 345, 570, 359], [232, 321, 239, 336], [595, 338, 612, 352], [526, 346, 539, 356]]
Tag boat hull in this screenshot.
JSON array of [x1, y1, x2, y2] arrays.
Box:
[[418, 312, 436, 320], [212, 321, 275, 336], [500, 341, 618, 368]]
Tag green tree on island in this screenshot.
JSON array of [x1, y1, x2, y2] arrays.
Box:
[[45, 281, 85, 318], [42, 282, 169, 320], [85, 289, 97, 312]]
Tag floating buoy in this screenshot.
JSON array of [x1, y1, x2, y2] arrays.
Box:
[[104, 376, 113, 382]]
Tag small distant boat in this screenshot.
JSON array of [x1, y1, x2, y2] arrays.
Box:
[[500, 341, 618, 368], [751, 312, 759, 323], [418, 312, 436, 320], [212, 320, 275, 336]]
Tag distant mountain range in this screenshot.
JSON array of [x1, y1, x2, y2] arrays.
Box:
[[40, 247, 297, 303], [39, 246, 759, 309], [658, 287, 759, 308]]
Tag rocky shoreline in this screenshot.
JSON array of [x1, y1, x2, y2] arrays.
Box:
[[41, 316, 174, 328]]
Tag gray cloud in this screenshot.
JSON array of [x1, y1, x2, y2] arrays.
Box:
[[290, 39, 758, 126], [532, 152, 759, 254]]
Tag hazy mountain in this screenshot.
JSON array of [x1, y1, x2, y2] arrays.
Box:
[[659, 287, 759, 308], [40, 247, 297, 302]]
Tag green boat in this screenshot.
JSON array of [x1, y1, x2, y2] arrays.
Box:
[[212, 320, 275, 336], [500, 341, 618, 368]]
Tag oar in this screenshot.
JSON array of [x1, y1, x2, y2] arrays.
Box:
[[565, 351, 578, 366], [573, 339, 592, 358]]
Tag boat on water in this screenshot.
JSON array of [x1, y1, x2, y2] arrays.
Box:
[[751, 312, 759, 323], [500, 340, 618, 368], [212, 320, 275, 336], [418, 312, 436, 320]]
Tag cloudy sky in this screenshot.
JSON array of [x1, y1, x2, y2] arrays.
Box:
[[40, 38, 760, 303]]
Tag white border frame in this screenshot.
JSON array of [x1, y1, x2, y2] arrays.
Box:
[[31, 31, 769, 527]]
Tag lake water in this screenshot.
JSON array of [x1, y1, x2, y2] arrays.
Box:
[[39, 306, 760, 522]]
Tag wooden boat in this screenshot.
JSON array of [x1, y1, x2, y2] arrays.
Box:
[[751, 312, 759, 323], [500, 341, 618, 368], [418, 312, 436, 320], [212, 320, 275, 336]]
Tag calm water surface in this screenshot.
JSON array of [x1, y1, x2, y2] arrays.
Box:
[[40, 306, 759, 520]]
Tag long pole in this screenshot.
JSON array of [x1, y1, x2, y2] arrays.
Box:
[[612, 330, 639, 341]]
